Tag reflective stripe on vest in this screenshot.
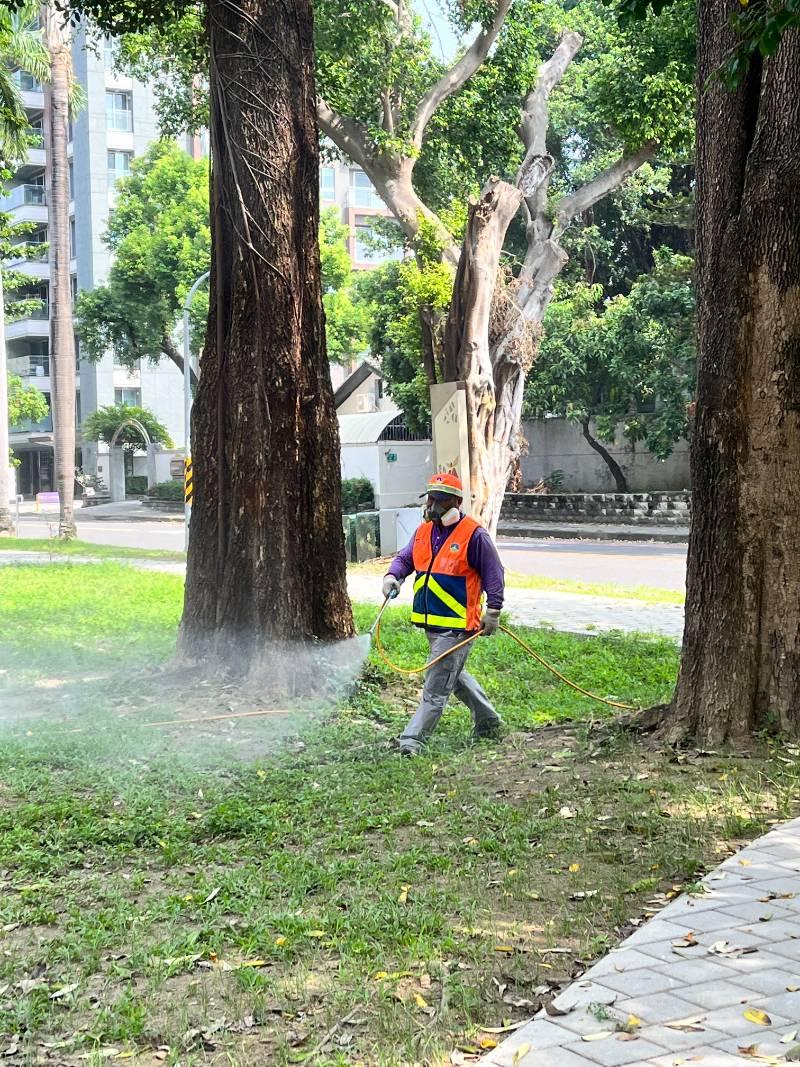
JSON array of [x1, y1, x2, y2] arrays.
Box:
[[410, 517, 484, 632]]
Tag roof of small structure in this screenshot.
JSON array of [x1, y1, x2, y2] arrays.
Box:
[[338, 410, 398, 444]]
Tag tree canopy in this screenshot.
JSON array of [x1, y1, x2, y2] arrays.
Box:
[[524, 248, 695, 468], [81, 402, 173, 454]]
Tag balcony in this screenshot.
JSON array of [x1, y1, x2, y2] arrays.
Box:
[[1, 183, 47, 224], [7, 355, 50, 380], [2, 184, 46, 209], [11, 71, 45, 109], [5, 303, 50, 340], [10, 410, 52, 435]]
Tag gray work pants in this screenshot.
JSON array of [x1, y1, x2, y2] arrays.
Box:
[[399, 629, 500, 753]]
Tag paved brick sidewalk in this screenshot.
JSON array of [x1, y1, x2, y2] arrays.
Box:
[[347, 574, 684, 641], [484, 818, 800, 1066]]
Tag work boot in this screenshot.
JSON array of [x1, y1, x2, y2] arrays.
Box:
[[398, 738, 422, 757], [473, 718, 504, 741]]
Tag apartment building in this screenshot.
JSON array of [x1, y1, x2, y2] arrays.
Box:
[[3, 28, 186, 496], [4, 37, 397, 496]]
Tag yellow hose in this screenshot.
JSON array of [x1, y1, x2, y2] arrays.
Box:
[[373, 614, 638, 712]]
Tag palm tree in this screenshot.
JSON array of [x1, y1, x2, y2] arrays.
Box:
[[42, 0, 77, 538], [0, 3, 48, 534]]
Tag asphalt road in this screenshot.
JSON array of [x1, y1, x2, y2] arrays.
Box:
[[14, 511, 687, 590]]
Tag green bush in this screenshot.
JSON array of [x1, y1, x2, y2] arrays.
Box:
[[341, 477, 374, 513], [125, 475, 148, 496], [146, 479, 184, 501]]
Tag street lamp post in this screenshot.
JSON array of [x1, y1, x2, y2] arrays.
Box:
[[183, 270, 209, 552], [0, 264, 13, 534]]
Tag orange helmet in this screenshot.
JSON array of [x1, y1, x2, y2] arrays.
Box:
[[422, 472, 464, 498]]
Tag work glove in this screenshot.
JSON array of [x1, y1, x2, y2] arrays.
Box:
[[382, 575, 402, 600], [481, 608, 501, 637]]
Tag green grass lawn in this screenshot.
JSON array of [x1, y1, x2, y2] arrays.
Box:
[[0, 537, 185, 563], [0, 563, 793, 1066]]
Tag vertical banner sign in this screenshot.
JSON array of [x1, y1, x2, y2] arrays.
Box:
[[430, 382, 472, 516], [184, 457, 193, 505]]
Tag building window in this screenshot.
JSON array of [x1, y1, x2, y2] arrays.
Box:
[[68, 161, 73, 199], [104, 35, 116, 67], [106, 91, 133, 132], [71, 277, 78, 305], [107, 150, 133, 186], [351, 169, 383, 209], [320, 167, 335, 202], [354, 215, 400, 264], [114, 388, 141, 407], [69, 218, 75, 257], [12, 70, 42, 93]]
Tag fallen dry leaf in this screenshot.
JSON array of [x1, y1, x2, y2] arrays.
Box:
[[559, 806, 577, 819], [787, 986, 800, 993], [744, 1008, 772, 1027], [665, 1014, 706, 1032], [397, 885, 409, 905], [582, 1031, 614, 1041], [480, 1020, 532, 1035], [274, 936, 286, 947], [307, 930, 326, 938], [626, 1014, 642, 1029], [569, 863, 581, 873], [512, 1044, 531, 1065], [479, 1038, 498, 1050], [672, 932, 698, 948], [203, 887, 220, 904], [782, 1031, 799, 1044], [413, 993, 429, 1010], [494, 945, 515, 954], [238, 959, 268, 968], [49, 983, 79, 1001]]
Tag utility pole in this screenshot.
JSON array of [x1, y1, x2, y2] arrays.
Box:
[[183, 270, 208, 551]]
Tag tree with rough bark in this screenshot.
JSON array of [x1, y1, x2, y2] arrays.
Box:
[[35, 0, 357, 660], [665, 8, 800, 742], [313, 0, 694, 531], [42, 1, 78, 539]]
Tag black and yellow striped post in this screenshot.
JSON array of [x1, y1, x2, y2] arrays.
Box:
[[184, 457, 193, 505]]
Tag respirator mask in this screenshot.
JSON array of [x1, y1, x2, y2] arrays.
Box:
[[424, 492, 461, 527]]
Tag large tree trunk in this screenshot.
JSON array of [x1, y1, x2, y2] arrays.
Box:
[[0, 269, 12, 533], [178, 0, 354, 668], [669, 13, 800, 742], [43, 3, 76, 539]]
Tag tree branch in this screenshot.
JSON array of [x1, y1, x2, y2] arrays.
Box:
[[410, 0, 514, 150], [553, 143, 658, 237], [516, 30, 582, 226], [316, 95, 372, 169], [162, 333, 198, 389]]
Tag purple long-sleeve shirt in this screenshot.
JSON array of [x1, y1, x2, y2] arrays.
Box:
[[388, 516, 505, 610]]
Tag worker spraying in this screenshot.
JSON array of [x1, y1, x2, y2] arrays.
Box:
[[381, 473, 505, 756]]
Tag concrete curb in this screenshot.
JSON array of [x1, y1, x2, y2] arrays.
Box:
[[497, 523, 689, 544]]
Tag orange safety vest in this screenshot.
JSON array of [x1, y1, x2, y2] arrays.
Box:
[[411, 517, 484, 632]]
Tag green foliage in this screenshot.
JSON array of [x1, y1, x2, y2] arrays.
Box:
[[320, 208, 370, 363], [525, 248, 695, 459], [0, 2, 49, 164], [357, 242, 453, 434], [76, 141, 210, 370], [125, 475, 148, 495], [81, 403, 173, 454], [341, 477, 375, 513], [146, 478, 183, 500], [8, 374, 47, 430]]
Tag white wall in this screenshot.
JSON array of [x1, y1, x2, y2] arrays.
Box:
[[341, 443, 381, 490], [376, 441, 432, 509], [521, 418, 691, 493]]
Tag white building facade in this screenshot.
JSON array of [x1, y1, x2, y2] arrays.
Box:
[[5, 30, 200, 497]]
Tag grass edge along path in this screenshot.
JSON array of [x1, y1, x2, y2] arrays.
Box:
[[0, 561, 787, 1067]]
